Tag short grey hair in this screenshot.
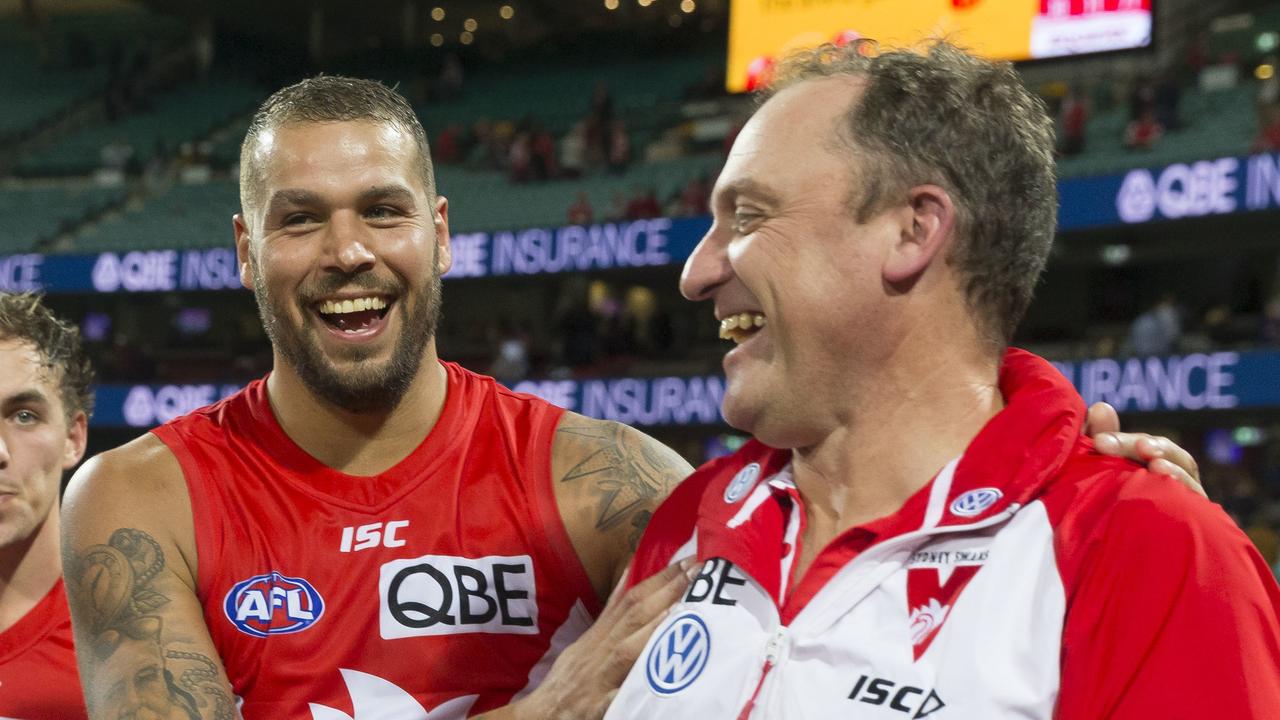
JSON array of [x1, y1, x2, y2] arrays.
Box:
[[764, 39, 1058, 347], [239, 75, 436, 231]]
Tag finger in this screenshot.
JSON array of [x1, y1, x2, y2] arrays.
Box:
[[1084, 402, 1121, 436], [602, 558, 696, 640], [604, 601, 678, 685], [1150, 436, 1201, 486], [604, 560, 633, 608], [1150, 458, 1208, 499], [1096, 431, 1162, 462]]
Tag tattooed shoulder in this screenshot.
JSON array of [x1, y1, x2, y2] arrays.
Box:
[[555, 417, 693, 550], [64, 528, 235, 720]]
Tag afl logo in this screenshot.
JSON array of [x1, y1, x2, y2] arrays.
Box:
[[724, 463, 760, 504], [950, 488, 1003, 518], [646, 613, 711, 695], [224, 571, 325, 638]]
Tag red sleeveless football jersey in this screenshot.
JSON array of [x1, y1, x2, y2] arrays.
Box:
[[152, 362, 600, 719], [0, 579, 88, 719]]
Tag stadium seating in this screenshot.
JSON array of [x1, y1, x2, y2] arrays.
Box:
[[0, 184, 123, 254], [1056, 83, 1259, 177], [74, 182, 238, 253], [0, 10, 185, 141], [15, 77, 261, 176]]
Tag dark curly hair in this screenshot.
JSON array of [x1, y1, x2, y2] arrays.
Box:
[[0, 292, 95, 419]]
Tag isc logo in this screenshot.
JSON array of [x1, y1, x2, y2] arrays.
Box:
[[378, 554, 538, 639], [340, 520, 409, 552], [848, 674, 946, 718], [223, 571, 325, 638]]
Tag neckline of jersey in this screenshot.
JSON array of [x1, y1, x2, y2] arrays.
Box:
[[242, 361, 471, 512]]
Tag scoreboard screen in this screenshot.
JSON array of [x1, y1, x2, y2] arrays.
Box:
[[727, 0, 1154, 92]]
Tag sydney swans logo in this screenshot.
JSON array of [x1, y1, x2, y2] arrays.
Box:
[[309, 669, 477, 720]]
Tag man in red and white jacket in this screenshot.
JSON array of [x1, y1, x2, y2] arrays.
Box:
[[607, 40, 1280, 719]]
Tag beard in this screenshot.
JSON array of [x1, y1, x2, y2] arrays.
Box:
[[250, 253, 442, 414]]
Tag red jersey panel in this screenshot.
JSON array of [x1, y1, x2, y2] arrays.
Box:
[[0, 579, 88, 719], [152, 362, 600, 719]]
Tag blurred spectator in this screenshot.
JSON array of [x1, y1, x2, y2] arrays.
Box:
[[438, 53, 465, 100], [1127, 78, 1155, 122], [489, 321, 530, 382], [1153, 74, 1182, 132], [435, 125, 462, 164], [1261, 295, 1280, 345], [1258, 56, 1279, 120], [605, 192, 628, 222], [680, 175, 711, 216], [560, 121, 587, 179], [1254, 106, 1280, 153], [554, 277, 599, 369], [530, 124, 557, 181], [508, 130, 532, 183], [1124, 109, 1164, 151], [1127, 294, 1180, 355], [606, 119, 631, 174], [1058, 87, 1088, 156], [625, 188, 661, 220], [567, 192, 594, 226], [585, 81, 616, 167]]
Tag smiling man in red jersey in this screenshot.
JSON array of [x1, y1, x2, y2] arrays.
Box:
[[0, 293, 92, 718], [60, 77, 694, 720], [60, 75, 1205, 720], [609, 41, 1280, 719]]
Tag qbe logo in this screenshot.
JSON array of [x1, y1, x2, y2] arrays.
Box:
[[646, 613, 710, 696], [223, 571, 325, 637], [378, 554, 538, 639]]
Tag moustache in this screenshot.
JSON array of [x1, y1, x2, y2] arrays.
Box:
[[296, 273, 405, 304]]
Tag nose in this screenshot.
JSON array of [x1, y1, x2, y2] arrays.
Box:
[[323, 211, 377, 276], [679, 224, 732, 302], [0, 432, 8, 469]]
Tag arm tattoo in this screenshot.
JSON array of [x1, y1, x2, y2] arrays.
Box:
[[558, 422, 689, 549], [67, 528, 234, 720]]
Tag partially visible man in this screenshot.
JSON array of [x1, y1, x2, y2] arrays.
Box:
[[610, 41, 1280, 719], [0, 293, 92, 718]]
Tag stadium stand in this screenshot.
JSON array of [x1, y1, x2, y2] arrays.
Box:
[[0, 183, 123, 253], [14, 76, 262, 176], [0, 10, 182, 138]]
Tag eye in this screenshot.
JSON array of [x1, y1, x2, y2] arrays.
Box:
[[732, 210, 762, 234], [365, 205, 402, 220], [282, 213, 317, 227], [12, 409, 39, 425]]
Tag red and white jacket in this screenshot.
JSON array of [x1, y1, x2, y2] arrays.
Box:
[[608, 349, 1280, 719]]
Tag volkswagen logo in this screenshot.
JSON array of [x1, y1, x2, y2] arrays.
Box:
[[949, 487, 1003, 518], [646, 613, 711, 695]]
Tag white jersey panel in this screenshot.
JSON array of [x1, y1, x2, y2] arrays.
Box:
[[606, 501, 1066, 719]]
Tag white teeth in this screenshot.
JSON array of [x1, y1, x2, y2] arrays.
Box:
[[718, 312, 767, 343], [318, 297, 389, 315]]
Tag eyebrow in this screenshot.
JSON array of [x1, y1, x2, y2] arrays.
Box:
[[359, 184, 417, 206], [264, 185, 418, 216], [715, 178, 784, 208], [2, 389, 50, 408], [265, 188, 324, 216]]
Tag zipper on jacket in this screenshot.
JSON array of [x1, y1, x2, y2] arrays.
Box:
[[736, 626, 787, 719]]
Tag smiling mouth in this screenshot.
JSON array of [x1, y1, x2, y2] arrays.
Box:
[[315, 296, 393, 333], [719, 312, 766, 344]]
